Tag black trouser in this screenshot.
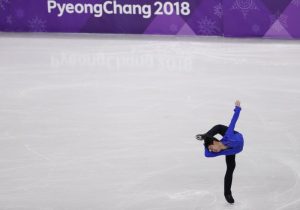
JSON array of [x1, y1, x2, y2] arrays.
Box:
[[206, 124, 236, 195]]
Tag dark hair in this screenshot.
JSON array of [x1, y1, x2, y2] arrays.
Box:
[[203, 134, 219, 149]]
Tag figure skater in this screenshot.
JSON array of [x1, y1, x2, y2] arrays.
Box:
[[195, 100, 244, 204]]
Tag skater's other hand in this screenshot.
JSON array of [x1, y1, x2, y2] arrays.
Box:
[[235, 100, 241, 107]]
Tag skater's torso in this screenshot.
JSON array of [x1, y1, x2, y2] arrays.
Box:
[[221, 132, 244, 153]]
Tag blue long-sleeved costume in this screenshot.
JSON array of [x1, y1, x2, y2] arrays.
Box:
[[205, 106, 244, 157]]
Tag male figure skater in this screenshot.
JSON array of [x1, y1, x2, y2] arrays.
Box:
[[196, 100, 244, 204]]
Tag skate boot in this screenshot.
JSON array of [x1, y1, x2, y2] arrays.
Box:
[[224, 193, 235, 204]]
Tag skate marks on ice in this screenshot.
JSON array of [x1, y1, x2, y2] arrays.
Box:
[[117, 191, 216, 210], [272, 156, 300, 210], [234, 153, 300, 210], [0, 143, 57, 194], [276, 198, 300, 210]]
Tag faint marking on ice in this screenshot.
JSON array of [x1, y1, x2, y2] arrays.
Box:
[[270, 156, 300, 205], [0, 164, 37, 173], [167, 190, 215, 201], [286, 133, 298, 146], [0, 144, 58, 192], [18, 83, 97, 97], [24, 144, 51, 161], [276, 198, 300, 210]]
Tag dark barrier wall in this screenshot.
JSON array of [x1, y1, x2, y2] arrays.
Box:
[[0, 0, 299, 39]]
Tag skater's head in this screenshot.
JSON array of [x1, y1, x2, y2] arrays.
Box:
[[203, 135, 224, 153], [208, 141, 224, 153]]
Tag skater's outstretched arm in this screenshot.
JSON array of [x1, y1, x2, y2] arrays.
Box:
[[225, 100, 241, 136]]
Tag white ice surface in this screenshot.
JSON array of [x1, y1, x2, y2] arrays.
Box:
[[0, 33, 300, 210]]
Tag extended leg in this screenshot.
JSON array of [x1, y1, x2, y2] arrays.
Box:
[[206, 124, 228, 137], [224, 155, 236, 203]]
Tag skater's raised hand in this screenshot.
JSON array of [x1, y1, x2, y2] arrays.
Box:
[[235, 100, 241, 107]]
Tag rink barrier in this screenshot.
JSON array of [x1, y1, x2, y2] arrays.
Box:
[[0, 0, 299, 39]]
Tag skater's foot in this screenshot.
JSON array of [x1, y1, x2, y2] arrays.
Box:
[[224, 193, 235, 204], [195, 134, 206, 141]]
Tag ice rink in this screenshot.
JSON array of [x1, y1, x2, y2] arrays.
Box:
[[0, 33, 300, 210]]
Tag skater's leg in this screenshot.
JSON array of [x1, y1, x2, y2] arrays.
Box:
[[224, 155, 236, 195], [206, 124, 228, 137]]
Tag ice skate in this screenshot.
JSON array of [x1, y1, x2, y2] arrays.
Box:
[[224, 193, 235, 204]]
